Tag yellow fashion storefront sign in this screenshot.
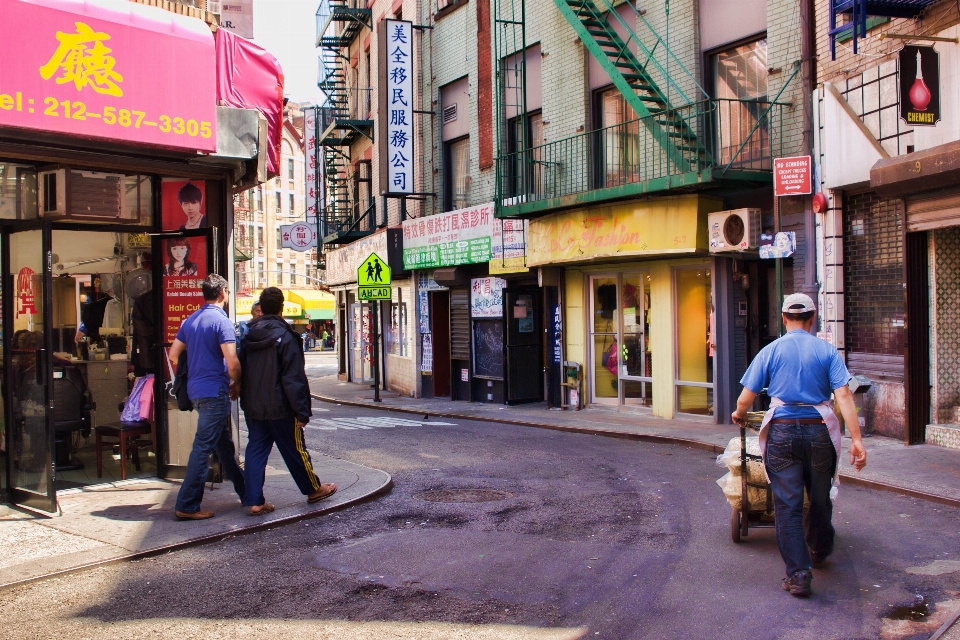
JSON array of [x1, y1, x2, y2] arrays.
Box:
[[526, 195, 720, 266]]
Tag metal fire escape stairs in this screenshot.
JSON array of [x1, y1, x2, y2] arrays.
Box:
[[553, 0, 711, 172], [316, 0, 374, 243], [828, 0, 941, 58]]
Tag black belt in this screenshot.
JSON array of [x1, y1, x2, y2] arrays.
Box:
[[770, 418, 825, 425]]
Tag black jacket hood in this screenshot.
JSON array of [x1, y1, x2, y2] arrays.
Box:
[[244, 315, 298, 351]]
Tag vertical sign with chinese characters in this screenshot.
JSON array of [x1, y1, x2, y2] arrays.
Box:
[[304, 106, 319, 226], [379, 20, 414, 195]]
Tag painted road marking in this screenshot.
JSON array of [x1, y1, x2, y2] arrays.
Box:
[[304, 415, 456, 431]]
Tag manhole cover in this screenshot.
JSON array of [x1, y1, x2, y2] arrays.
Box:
[[416, 489, 513, 503]]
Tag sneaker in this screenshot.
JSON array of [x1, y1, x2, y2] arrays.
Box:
[[781, 570, 812, 597], [809, 550, 828, 567]]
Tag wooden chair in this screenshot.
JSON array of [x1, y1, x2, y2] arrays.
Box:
[[95, 386, 156, 481]]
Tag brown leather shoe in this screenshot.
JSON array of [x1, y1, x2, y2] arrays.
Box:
[[175, 509, 215, 520], [308, 483, 337, 503], [249, 503, 275, 516]]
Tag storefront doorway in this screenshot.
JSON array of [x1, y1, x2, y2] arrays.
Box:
[[1, 173, 224, 514], [4, 227, 56, 511], [588, 273, 652, 407], [348, 302, 375, 385], [674, 267, 714, 416], [504, 287, 542, 404]]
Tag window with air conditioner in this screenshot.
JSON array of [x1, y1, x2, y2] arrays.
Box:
[[38, 169, 148, 222]]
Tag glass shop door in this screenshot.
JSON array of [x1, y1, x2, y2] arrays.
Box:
[[3, 224, 57, 512]]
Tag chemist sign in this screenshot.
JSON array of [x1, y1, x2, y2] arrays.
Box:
[[899, 45, 940, 127], [357, 252, 392, 300], [773, 156, 812, 197], [378, 20, 414, 195], [281, 222, 318, 251]]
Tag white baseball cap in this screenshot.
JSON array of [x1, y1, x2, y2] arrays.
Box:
[[782, 293, 816, 313]]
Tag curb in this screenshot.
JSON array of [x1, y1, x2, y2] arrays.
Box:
[[313, 393, 960, 510], [0, 473, 393, 593]]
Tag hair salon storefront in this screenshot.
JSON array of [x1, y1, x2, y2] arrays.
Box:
[[0, 1, 264, 512], [527, 194, 744, 421]]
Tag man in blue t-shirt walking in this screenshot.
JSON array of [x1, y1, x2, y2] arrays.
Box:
[[168, 274, 245, 520], [732, 293, 867, 598]]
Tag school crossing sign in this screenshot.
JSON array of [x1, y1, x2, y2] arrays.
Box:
[[357, 253, 392, 300]]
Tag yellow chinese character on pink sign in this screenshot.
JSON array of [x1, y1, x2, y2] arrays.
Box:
[[39, 22, 124, 97]]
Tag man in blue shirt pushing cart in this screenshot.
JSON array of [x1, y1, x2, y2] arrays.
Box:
[[732, 293, 867, 598]]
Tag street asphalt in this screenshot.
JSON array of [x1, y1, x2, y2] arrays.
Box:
[[1, 376, 959, 639]]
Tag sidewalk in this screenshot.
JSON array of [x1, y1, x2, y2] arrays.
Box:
[[310, 374, 960, 508], [0, 448, 391, 590]]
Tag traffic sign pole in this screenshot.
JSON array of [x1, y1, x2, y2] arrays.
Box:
[[772, 157, 810, 337], [774, 195, 783, 336], [372, 300, 381, 402], [358, 252, 392, 402]]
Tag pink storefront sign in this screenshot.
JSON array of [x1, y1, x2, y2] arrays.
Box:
[[0, 0, 217, 153]]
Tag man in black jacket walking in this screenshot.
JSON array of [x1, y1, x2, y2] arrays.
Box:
[[239, 287, 337, 515]]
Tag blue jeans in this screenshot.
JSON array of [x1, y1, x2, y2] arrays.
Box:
[[765, 420, 837, 577], [243, 417, 322, 506], [174, 390, 246, 513]]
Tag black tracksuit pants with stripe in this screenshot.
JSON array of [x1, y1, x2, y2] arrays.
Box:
[[242, 417, 321, 506]]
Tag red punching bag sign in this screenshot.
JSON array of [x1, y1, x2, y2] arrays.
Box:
[[900, 45, 940, 127]]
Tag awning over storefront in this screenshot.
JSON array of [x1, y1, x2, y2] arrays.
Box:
[[871, 139, 960, 198], [0, 0, 217, 153], [285, 289, 335, 320], [235, 295, 302, 321]]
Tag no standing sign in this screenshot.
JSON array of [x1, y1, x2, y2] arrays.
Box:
[[773, 156, 812, 197]]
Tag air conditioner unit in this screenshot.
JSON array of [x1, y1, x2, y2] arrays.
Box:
[[708, 208, 760, 253], [70, 171, 124, 219], [39, 169, 66, 216], [38, 169, 125, 220]]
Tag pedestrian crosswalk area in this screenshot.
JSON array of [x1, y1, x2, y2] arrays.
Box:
[[305, 408, 456, 431]]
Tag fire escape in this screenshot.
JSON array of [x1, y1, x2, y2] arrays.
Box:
[[829, 0, 942, 57], [494, 0, 792, 218], [233, 191, 253, 295], [315, 0, 375, 244]]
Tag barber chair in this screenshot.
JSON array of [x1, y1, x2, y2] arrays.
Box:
[[52, 366, 94, 471]]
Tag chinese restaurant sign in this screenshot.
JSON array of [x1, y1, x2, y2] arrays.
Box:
[[899, 45, 940, 127], [402, 203, 494, 270], [0, 0, 217, 152], [161, 236, 208, 343], [526, 195, 717, 267], [773, 156, 812, 196], [378, 20, 414, 195]]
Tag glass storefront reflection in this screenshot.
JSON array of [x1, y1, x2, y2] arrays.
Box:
[[675, 268, 713, 416]]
